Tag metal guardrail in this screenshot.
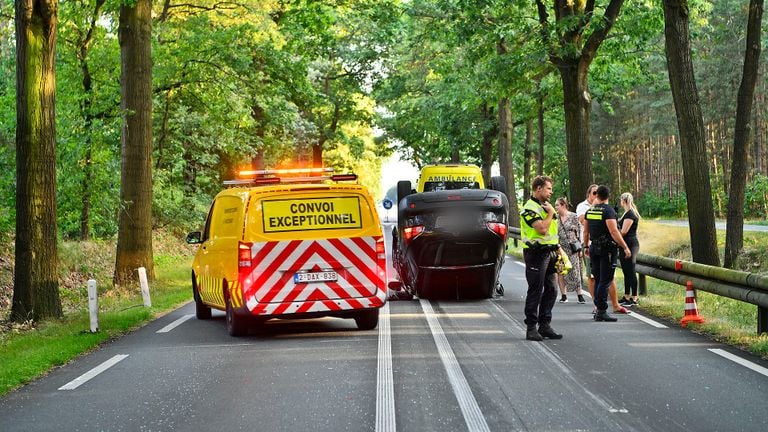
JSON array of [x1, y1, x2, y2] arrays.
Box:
[[508, 226, 768, 333]]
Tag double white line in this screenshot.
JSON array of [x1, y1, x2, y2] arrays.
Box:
[[375, 300, 491, 432]]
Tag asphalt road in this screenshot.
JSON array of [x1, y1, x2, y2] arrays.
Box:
[[2, 221, 768, 431]]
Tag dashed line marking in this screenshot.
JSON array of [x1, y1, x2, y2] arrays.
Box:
[[709, 348, 768, 378], [156, 314, 194, 333], [420, 299, 491, 432], [58, 355, 129, 391]]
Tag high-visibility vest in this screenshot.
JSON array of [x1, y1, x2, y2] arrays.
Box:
[[520, 199, 558, 248]]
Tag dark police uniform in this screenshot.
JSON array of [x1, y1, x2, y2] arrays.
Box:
[[585, 203, 619, 314]]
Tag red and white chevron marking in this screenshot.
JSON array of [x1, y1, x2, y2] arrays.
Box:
[[240, 236, 386, 316]]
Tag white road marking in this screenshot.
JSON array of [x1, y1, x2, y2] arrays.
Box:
[[420, 299, 491, 432], [627, 311, 668, 328], [376, 302, 396, 432], [709, 348, 768, 378], [156, 314, 194, 333], [514, 261, 525, 267], [58, 355, 129, 390], [490, 302, 629, 415]]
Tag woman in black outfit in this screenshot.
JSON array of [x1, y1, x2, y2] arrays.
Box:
[[618, 192, 641, 306]]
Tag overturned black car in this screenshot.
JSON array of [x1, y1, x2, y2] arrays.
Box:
[[391, 185, 509, 300]]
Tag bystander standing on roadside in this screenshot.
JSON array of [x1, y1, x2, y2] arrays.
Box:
[[583, 185, 632, 322], [618, 192, 641, 307], [555, 197, 586, 304]]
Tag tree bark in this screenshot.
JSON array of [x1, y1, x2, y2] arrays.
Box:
[[115, 0, 154, 285], [558, 60, 593, 202], [724, 0, 764, 268], [662, 0, 720, 266], [12, 0, 62, 322]]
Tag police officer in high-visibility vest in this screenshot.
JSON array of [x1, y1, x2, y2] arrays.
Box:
[[583, 185, 632, 322], [520, 175, 563, 341]]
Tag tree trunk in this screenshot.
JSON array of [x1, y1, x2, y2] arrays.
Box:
[[480, 103, 495, 185], [523, 120, 532, 200], [536, 0, 624, 202], [75, 0, 106, 240], [12, 0, 62, 322], [662, 0, 720, 266], [498, 97, 519, 228], [558, 60, 594, 203], [115, 0, 155, 285], [724, 0, 764, 268]]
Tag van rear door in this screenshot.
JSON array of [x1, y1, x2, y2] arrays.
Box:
[[240, 187, 385, 314]]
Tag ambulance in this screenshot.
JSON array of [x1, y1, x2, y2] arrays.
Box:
[[185, 168, 386, 336]]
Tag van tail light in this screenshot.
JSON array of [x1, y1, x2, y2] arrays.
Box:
[[486, 222, 507, 239], [403, 225, 425, 246], [375, 237, 386, 260], [238, 242, 253, 271], [375, 237, 387, 282]]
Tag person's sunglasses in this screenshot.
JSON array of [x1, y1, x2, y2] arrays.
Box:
[[591, 191, 598, 195]]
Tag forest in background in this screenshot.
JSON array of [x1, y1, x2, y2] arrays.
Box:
[[0, 0, 766, 239]]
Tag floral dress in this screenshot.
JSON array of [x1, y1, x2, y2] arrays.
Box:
[[558, 211, 583, 292]]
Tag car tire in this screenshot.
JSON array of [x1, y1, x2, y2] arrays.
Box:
[[192, 273, 211, 320], [354, 309, 379, 330], [397, 180, 412, 204], [490, 176, 507, 196], [225, 285, 248, 337]]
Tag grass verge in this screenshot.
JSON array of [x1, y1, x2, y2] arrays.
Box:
[[0, 233, 193, 397]]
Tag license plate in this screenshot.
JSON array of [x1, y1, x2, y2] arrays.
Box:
[[436, 216, 461, 228], [293, 271, 338, 284]]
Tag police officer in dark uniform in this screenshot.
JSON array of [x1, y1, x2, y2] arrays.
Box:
[[520, 175, 563, 341], [583, 185, 632, 322]]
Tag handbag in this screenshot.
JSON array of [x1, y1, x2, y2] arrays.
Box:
[[569, 241, 582, 254], [569, 240, 583, 254]]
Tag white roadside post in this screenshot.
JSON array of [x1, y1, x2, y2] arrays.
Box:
[[138, 267, 151, 307], [87, 279, 99, 333]]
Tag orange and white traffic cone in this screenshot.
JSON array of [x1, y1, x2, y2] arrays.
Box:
[[680, 281, 705, 327]]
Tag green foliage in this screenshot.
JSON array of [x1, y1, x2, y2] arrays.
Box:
[[745, 174, 768, 219], [637, 190, 688, 218]]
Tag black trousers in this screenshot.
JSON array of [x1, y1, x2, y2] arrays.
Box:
[[523, 248, 558, 326], [619, 237, 640, 297]]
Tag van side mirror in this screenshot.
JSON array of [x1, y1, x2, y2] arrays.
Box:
[[186, 231, 202, 244]]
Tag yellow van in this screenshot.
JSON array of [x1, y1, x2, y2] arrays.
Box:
[[186, 169, 386, 336]]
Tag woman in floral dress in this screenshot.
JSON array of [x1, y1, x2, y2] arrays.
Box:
[[555, 197, 586, 303]]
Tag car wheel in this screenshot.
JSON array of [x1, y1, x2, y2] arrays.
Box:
[[192, 273, 211, 320], [490, 176, 507, 196], [226, 289, 248, 337], [354, 309, 379, 330]]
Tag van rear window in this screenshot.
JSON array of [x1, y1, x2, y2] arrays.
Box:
[[262, 197, 363, 233]]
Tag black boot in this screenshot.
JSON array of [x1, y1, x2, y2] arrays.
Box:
[[538, 322, 563, 339], [526, 324, 543, 341], [594, 310, 618, 322]]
